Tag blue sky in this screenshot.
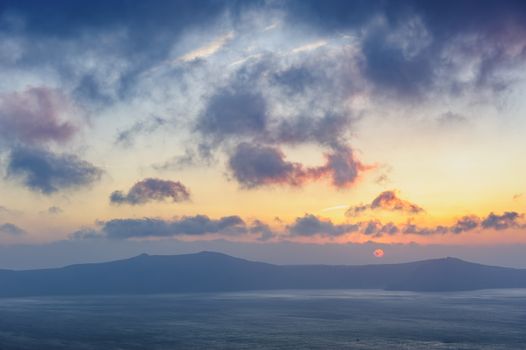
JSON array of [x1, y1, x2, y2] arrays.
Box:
[[0, 0, 525, 267]]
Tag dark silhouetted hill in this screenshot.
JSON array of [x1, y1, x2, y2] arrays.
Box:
[[0, 252, 525, 297]]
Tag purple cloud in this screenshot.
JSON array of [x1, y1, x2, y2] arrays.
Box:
[[0, 87, 77, 147], [228, 143, 366, 189], [110, 178, 191, 205]]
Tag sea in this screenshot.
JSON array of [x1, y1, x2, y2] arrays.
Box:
[[0, 289, 525, 349]]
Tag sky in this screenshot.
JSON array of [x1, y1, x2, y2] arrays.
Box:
[[0, 0, 525, 268]]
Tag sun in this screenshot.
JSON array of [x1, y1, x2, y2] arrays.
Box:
[[373, 249, 385, 258]]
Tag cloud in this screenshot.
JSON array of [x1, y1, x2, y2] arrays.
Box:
[[288, 214, 359, 237], [273, 114, 352, 150], [321, 204, 349, 212], [271, 66, 317, 95], [196, 89, 268, 144], [228, 143, 309, 188], [324, 145, 365, 188], [72, 207, 525, 243], [228, 143, 366, 189], [110, 178, 190, 205], [450, 215, 480, 234], [378, 211, 524, 236], [47, 206, 63, 215], [6, 148, 103, 194], [69, 228, 102, 240], [362, 221, 400, 237], [481, 212, 522, 230], [402, 224, 449, 236], [371, 191, 424, 213], [153, 146, 214, 171], [179, 31, 234, 62], [190, 57, 363, 188], [0, 87, 77, 148], [0, 223, 26, 236], [285, 0, 526, 98], [102, 215, 247, 239], [347, 190, 424, 216], [74, 215, 275, 241], [0, 87, 100, 195], [115, 116, 169, 147], [361, 23, 433, 98], [0, 0, 247, 105], [249, 220, 275, 241], [291, 40, 327, 54]]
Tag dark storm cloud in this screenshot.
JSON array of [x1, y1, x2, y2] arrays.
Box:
[[110, 178, 190, 205], [481, 212, 522, 230], [228, 143, 365, 189], [0, 223, 26, 236], [0, 87, 77, 147], [288, 214, 359, 237], [102, 215, 247, 239], [6, 148, 102, 194], [347, 190, 424, 216]]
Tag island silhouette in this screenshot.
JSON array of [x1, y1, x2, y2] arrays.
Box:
[[0, 251, 525, 297]]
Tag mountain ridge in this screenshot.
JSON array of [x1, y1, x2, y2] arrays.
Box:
[[0, 251, 525, 297]]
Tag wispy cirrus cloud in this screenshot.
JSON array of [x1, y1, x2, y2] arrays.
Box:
[[179, 31, 234, 62], [115, 116, 169, 147]]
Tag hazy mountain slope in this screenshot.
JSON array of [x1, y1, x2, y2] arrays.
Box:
[[0, 252, 525, 297]]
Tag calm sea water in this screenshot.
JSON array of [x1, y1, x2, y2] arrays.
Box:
[[0, 289, 525, 349]]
